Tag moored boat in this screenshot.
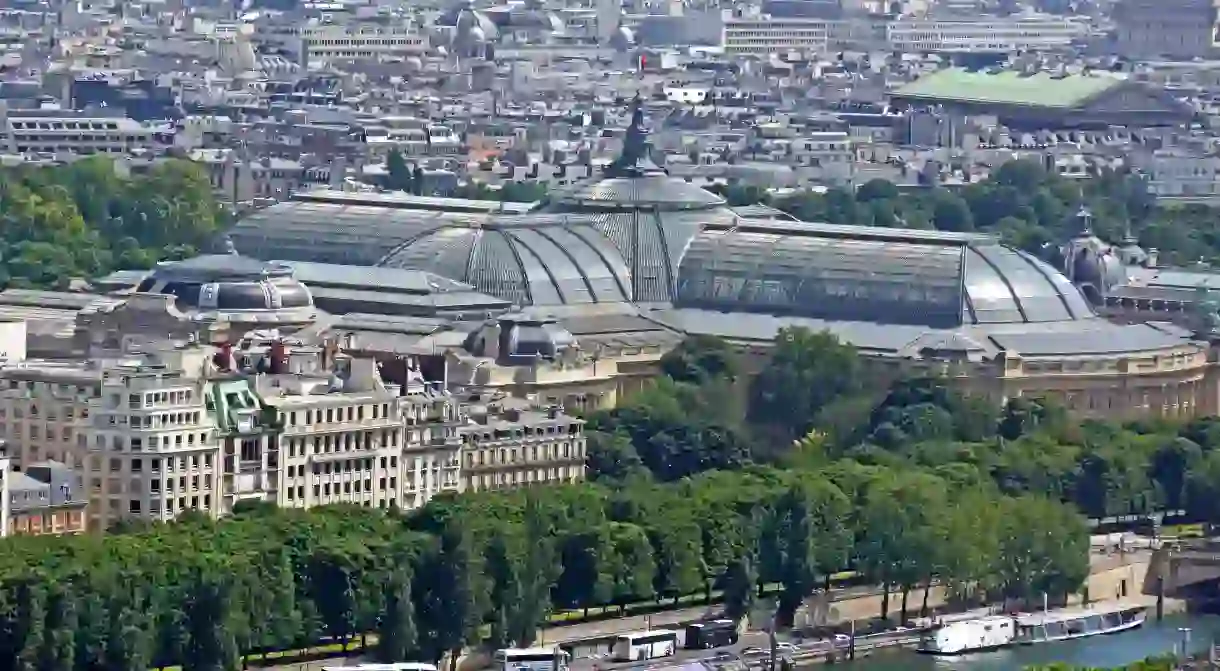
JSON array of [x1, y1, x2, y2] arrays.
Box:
[[917, 604, 1146, 655]]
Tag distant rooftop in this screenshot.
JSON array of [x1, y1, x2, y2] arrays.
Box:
[[892, 67, 1125, 109]]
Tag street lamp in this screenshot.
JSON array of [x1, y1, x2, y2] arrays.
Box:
[[768, 609, 778, 671]]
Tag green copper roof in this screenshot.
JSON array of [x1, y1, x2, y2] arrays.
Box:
[[207, 379, 270, 435], [893, 68, 1124, 109]]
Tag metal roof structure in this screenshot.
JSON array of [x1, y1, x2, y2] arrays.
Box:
[[290, 189, 537, 214], [131, 255, 316, 327], [275, 260, 482, 294], [377, 210, 729, 306], [218, 100, 1199, 359], [891, 67, 1125, 109], [730, 204, 800, 221], [549, 173, 727, 210], [675, 228, 1092, 327]]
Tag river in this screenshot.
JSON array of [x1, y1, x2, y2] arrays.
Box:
[[832, 614, 1220, 671]]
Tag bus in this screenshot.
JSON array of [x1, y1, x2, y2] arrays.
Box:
[[684, 619, 739, 649], [323, 665, 439, 671], [611, 630, 680, 662], [493, 647, 570, 671]]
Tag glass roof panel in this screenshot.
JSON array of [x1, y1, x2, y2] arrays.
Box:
[[675, 230, 965, 327]]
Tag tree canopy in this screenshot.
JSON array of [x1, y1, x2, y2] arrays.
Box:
[[719, 159, 1220, 265], [0, 157, 226, 289], [588, 331, 1220, 524], [0, 326, 1196, 670], [0, 406, 1090, 670]]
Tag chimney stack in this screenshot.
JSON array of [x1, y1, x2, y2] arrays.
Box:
[[213, 342, 235, 371], [270, 339, 289, 374]]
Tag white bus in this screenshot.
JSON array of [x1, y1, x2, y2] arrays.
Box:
[[323, 665, 439, 671], [493, 647, 570, 671], [611, 630, 680, 662]]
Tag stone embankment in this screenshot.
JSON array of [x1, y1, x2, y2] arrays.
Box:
[[270, 552, 1161, 671]]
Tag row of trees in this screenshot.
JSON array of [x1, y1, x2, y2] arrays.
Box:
[[0, 456, 1088, 671], [589, 327, 1220, 522], [714, 158, 1220, 267], [0, 156, 226, 289]]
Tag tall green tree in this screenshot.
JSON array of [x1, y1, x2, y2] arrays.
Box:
[[375, 570, 418, 663], [749, 327, 865, 441], [721, 554, 758, 622], [423, 526, 487, 670], [485, 533, 520, 649], [513, 494, 558, 646], [308, 549, 358, 651], [106, 579, 154, 671], [648, 511, 704, 603], [659, 335, 741, 384], [182, 570, 239, 671], [36, 585, 76, 671], [606, 523, 656, 611]]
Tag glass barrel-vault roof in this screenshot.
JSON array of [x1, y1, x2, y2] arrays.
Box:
[[227, 201, 465, 265], [673, 227, 1098, 328], [964, 245, 1094, 324], [675, 228, 967, 327]]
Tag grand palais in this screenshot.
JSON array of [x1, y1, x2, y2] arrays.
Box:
[[70, 110, 1220, 421]]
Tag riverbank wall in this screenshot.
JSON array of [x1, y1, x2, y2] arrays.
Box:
[[292, 554, 1168, 671], [795, 553, 1171, 630]]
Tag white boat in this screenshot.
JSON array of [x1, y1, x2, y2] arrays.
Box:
[[917, 604, 1146, 655]]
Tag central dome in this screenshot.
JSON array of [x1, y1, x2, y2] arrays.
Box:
[[544, 97, 728, 213], [548, 174, 727, 211], [376, 98, 1096, 326], [377, 211, 732, 306], [377, 96, 742, 306]]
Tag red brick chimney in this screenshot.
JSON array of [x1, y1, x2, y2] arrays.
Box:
[[270, 339, 289, 374]]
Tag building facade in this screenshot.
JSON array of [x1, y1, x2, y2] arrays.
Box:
[[722, 17, 830, 56], [0, 251, 593, 530], [87, 362, 224, 530], [460, 404, 586, 493], [885, 16, 1087, 53], [261, 24, 428, 62], [1114, 0, 1220, 60], [0, 111, 160, 155], [8, 461, 87, 536], [1128, 150, 1220, 197]]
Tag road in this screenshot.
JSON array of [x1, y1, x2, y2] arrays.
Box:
[[567, 628, 924, 671], [261, 553, 1147, 671], [568, 632, 770, 671]]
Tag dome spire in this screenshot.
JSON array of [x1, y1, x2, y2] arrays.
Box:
[[605, 94, 663, 177], [1075, 204, 1094, 236]]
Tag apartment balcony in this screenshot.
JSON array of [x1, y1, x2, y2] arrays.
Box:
[[309, 445, 394, 462], [231, 469, 270, 495], [281, 417, 402, 434], [462, 456, 583, 473]]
